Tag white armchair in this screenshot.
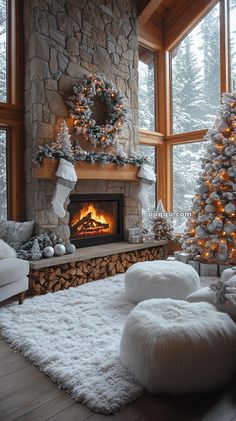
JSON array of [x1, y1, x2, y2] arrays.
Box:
[[0, 258, 29, 304]]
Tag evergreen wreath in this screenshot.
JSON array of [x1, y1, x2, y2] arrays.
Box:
[[66, 74, 127, 148]]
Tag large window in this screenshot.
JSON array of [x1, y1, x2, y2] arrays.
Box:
[[0, 1, 23, 221], [0, 129, 7, 219], [138, 46, 156, 131], [172, 141, 206, 232], [139, 144, 156, 228], [0, 0, 7, 103], [230, 0, 236, 90], [171, 3, 220, 134]]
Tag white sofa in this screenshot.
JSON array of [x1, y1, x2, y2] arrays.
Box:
[[0, 258, 29, 304]]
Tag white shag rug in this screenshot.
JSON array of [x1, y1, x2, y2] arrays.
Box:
[[0, 274, 216, 414], [0, 274, 142, 414]]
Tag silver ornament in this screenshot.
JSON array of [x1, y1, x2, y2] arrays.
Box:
[[217, 120, 229, 133], [223, 222, 236, 233], [205, 204, 215, 213], [195, 226, 207, 238], [206, 222, 216, 233], [225, 146, 235, 156], [224, 203, 236, 214], [66, 243, 76, 254], [43, 246, 55, 258], [227, 167, 236, 178], [54, 243, 66, 256], [198, 184, 208, 194]]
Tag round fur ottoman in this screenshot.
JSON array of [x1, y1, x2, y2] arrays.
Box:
[[120, 299, 236, 393], [125, 260, 200, 303]]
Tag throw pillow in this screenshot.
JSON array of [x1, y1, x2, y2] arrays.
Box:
[[0, 220, 35, 251], [0, 239, 17, 259], [186, 286, 236, 322]]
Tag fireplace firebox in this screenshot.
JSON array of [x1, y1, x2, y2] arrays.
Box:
[[68, 194, 124, 247]]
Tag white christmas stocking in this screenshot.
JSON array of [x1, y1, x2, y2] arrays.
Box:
[[138, 164, 156, 209], [52, 158, 77, 218]]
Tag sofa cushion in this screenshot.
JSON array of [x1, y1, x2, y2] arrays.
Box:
[[0, 258, 29, 287], [0, 276, 28, 302], [0, 220, 34, 250], [0, 239, 16, 260]]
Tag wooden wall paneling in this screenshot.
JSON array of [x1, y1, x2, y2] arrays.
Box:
[[164, 0, 219, 50], [138, 21, 163, 50], [220, 0, 230, 93], [138, 0, 164, 25]]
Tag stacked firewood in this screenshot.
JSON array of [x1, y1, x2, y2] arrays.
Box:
[[29, 246, 164, 295]]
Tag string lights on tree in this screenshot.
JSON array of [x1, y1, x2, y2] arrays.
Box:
[[183, 92, 236, 264]]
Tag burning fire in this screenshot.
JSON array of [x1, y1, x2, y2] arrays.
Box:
[[70, 203, 114, 237]]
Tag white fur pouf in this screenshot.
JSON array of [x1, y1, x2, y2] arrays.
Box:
[[125, 260, 200, 303], [120, 299, 236, 393]]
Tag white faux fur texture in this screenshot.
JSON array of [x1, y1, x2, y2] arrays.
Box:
[[0, 275, 142, 414], [120, 299, 236, 394], [125, 260, 200, 303], [0, 239, 17, 260]]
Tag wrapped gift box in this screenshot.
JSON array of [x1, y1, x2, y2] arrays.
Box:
[[128, 234, 142, 244], [142, 233, 155, 243]]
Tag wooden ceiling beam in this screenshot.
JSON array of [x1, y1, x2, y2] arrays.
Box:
[[164, 0, 219, 50], [138, 20, 163, 51], [138, 0, 164, 25]]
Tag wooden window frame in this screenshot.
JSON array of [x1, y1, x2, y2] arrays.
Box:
[[138, 46, 165, 212], [0, 0, 24, 220], [138, 0, 232, 216]]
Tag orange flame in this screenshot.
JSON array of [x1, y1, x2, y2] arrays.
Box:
[[71, 203, 114, 236]]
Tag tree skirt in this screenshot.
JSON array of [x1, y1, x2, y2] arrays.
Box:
[[0, 275, 143, 414], [0, 274, 215, 414]]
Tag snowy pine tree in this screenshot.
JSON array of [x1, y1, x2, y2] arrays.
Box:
[[183, 92, 236, 263], [151, 200, 173, 241], [56, 120, 73, 156]]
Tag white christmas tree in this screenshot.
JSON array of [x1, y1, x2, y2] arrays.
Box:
[[56, 120, 73, 156], [152, 200, 173, 241], [183, 92, 236, 264]]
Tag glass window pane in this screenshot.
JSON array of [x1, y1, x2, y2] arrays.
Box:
[[0, 129, 7, 219], [172, 142, 206, 232], [0, 0, 7, 102], [139, 144, 156, 228], [230, 0, 236, 90], [171, 4, 220, 134], [138, 46, 156, 131]]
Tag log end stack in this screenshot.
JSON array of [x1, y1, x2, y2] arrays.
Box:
[[29, 246, 165, 295]]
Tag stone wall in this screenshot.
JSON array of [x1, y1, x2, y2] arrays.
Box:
[[24, 0, 140, 239]]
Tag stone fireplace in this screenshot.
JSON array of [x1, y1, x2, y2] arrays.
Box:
[[24, 0, 141, 241], [68, 193, 123, 247]]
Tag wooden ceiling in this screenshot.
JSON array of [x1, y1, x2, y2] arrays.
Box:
[[137, 0, 219, 51]]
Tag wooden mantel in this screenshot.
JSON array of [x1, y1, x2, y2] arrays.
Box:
[[32, 158, 139, 181]]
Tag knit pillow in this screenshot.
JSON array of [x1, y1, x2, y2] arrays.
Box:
[[186, 286, 236, 322], [0, 239, 17, 259], [0, 220, 35, 251]]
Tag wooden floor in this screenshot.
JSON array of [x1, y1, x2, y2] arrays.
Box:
[[1, 336, 236, 421]]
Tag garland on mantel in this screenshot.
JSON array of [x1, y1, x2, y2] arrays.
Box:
[[34, 143, 148, 167]]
